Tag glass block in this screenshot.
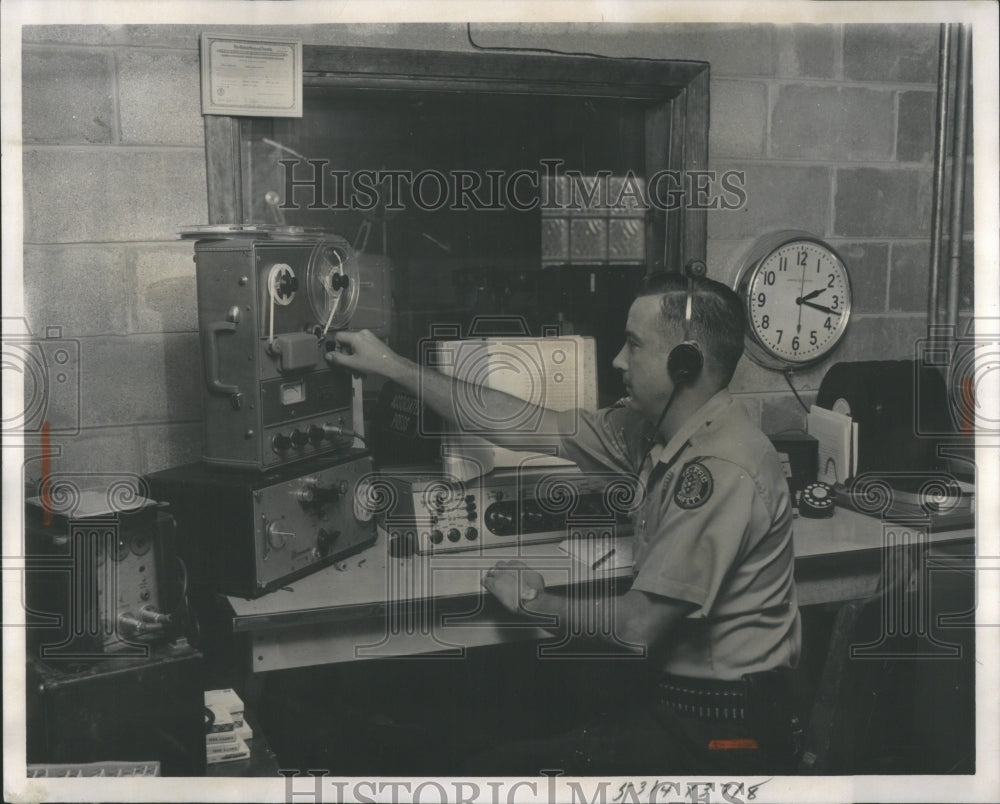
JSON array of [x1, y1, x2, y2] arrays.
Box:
[[541, 216, 569, 260], [608, 217, 646, 262], [608, 175, 647, 215], [569, 217, 607, 262], [541, 176, 572, 214], [566, 175, 606, 215]]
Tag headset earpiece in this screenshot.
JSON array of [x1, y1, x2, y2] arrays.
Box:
[[666, 275, 703, 384], [667, 342, 703, 383]]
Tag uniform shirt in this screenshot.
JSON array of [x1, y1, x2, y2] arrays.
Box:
[[558, 389, 801, 681]]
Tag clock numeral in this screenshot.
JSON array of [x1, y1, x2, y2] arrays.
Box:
[[776, 329, 783, 344], [832, 294, 839, 309], [827, 272, 836, 288], [816, 259, 822, 273], [797, 251, 807, 267], [779, 257, 788, 272], [792, 336, 800, 351], [824, 316, 832, 330], [761, 315, 770, 329], [764, 270, 776, 286], [810, 330, 818, 346], [757, 292, 767, 306]]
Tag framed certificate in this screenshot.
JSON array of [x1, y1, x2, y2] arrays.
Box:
[[200, 33, 302, 117]]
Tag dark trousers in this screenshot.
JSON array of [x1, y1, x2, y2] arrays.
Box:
[[466, 676, 798, 776]]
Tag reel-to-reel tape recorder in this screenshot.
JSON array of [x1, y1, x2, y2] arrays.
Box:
[[147, 227, 379, 597], [191, 227, 363, 469]]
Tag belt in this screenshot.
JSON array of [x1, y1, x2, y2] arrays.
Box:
[[656, 673, 747, 722]]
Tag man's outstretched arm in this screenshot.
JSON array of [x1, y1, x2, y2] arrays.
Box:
[[325, 329, 566, 445]]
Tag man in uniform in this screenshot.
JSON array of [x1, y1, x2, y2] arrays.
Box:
[[326, 272, 801, 775]]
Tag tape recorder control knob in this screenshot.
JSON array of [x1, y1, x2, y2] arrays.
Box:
[[272, 433, 292, 452], [447, 528, 462, 542], [291, 429, 310, 447], [430, 529, 444, 544], [316, 528, 340, 557], [308, 426, 325, 444]]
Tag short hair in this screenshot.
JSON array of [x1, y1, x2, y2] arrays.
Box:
[[637, 272, 746, 384]]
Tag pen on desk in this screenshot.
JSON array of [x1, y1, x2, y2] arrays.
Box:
[[592, 548, 616, 571]]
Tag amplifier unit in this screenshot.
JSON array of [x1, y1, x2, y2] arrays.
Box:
[[147, 452, 377, 598], [24, 490, 183, 658]]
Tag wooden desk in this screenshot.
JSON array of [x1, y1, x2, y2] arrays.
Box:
[[223, 508, 973, 673]]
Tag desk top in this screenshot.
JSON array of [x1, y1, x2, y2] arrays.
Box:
[[225, 507, 974, 632]]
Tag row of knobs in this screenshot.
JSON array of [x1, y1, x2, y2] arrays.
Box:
[[428, 527, 479, 545], [272, 423, 345, 452]]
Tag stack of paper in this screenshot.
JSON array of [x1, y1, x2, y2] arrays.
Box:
[[806, 405, 858, 484]]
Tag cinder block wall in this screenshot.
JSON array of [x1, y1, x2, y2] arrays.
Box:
[[20, 23, 973, 480]]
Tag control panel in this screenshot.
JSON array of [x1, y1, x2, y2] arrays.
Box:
[[376, 467, 635, 554]]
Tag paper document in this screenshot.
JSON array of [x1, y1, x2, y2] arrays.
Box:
[[807, 405, 853, 484], [559, 536, 634, 571]]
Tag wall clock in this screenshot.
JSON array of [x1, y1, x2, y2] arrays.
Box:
[[732, 231, 852, 370]]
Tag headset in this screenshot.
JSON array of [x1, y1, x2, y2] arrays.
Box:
[[666, 265, 705, 385], [653, 263, 706, 434]]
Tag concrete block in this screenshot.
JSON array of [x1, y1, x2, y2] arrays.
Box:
[[729, 352, 826, 395], [78, 334, 202, 426], [761, 392, 816, 435], [138, 423, 203, 474], [843, 24, 938, 84], [22, 427, 141, 479], [118, 50, 204, 146], [771, 85, 894, 161], [897, 91, 935, 162], [130, 245, 198, 333], [833, 168, 932, 238], [22, 47, 114, 144], [706, 238, 756, 287], [888, 241, 931, 313], [24, 246, 129, 336], [22, 25, 130, 47], [708, 164, 830, 240], [830, 241, 888, 314], [710, 80, 767, 158], [775, 24, 839, 79], [24, 149, 207, 243], [836, 314, 927, 363]]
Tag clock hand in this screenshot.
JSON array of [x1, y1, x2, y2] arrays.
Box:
[[796, 258, 806, 333], [797, 287, 827, 303], [801, 300, 840, 316]]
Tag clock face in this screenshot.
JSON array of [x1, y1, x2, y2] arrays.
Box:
[[745, 239, 851, 366]]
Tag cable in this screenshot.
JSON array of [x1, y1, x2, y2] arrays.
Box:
[[783, 369, 811, 414], [466, 23, 671, 63]]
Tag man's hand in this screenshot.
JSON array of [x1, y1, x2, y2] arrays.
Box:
[[482, 560, 546, 613], [325, 329, 405, 379]]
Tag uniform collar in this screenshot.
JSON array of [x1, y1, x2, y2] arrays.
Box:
[[649, 388, 734, 468]]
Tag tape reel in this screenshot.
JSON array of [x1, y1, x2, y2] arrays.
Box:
[[307, 238, 360, 333]]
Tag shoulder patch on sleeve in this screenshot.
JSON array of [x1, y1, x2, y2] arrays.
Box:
[[674, 460, 714, 509]]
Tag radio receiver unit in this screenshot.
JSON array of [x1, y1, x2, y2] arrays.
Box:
[[147, 453, 376, 598], [187, 227, 364, 470]]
